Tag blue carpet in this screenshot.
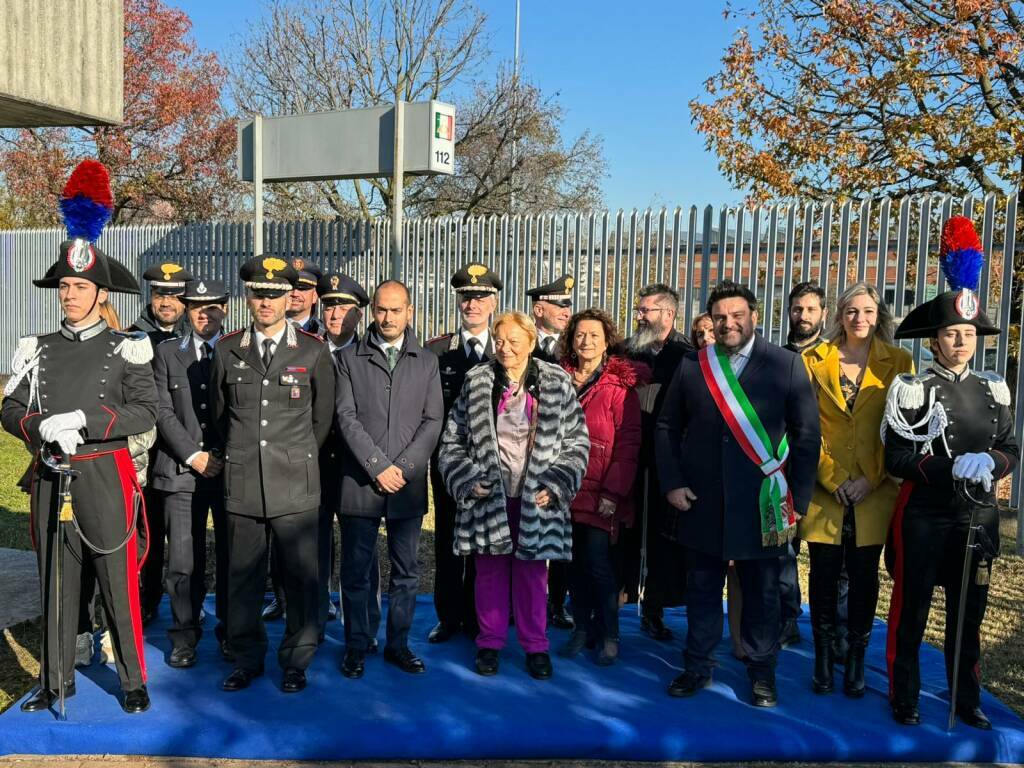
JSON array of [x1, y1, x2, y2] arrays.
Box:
[[1, 595, 1023, 762]]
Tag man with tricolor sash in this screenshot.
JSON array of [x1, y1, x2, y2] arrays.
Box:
[[656, 281, 820, 708]]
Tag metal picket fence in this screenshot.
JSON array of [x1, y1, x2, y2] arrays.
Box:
[[1, 192, 1022, 527]]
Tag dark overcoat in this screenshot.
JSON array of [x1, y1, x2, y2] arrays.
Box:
[[333, 325, 443, 520], [655, 334, 820, 560]]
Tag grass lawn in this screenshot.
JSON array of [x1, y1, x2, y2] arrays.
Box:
[[0, 428, 1021, 723]]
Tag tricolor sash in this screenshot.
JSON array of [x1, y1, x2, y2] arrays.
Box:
[[698, 343, 797, 547]]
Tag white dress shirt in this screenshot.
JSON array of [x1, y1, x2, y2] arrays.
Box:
[[192, 331, 221, 360], [462, 328, 490, 358], [728, 334, 757, 378], [254, 326, 287, 359]]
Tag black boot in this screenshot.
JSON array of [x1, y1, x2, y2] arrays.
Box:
[[812, 631, 835, 694], [843, 633, 868, 698]]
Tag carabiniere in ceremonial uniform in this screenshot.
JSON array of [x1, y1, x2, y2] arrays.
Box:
[[1, 160, 156, 715], [883, 215, 1019, 731]]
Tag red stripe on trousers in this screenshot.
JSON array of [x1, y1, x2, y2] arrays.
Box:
[[886, 480, 914, 701], [112, 448, 148, 684]]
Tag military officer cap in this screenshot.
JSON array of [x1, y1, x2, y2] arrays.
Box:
[[239, 255, 299, 298], [317, 272, 369, 308], [290, 257, 323, 290], [34, 159, 141, 295], [182, 278, 229, 304], [451, 262, 503, 298], [526, 274, 574, 307], [142, 262, 193, 295], [896, 216, 1001, 339]]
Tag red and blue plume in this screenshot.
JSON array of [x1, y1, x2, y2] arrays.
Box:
[[59, 159, 114, 243], [939, 215, 984, 293]]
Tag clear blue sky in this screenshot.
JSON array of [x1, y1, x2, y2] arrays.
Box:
[[170, 0, 749, 210]]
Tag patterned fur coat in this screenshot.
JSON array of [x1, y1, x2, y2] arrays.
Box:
[[438, 357, 590, 561]]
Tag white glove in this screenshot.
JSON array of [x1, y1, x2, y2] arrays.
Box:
[[953, 453, 994, 481], [976, 470, 994, 493], [54, 429, 83, 456], [39, 410, 86, 443]]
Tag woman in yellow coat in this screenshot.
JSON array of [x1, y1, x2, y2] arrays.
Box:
[[799, 282, 913, 699]]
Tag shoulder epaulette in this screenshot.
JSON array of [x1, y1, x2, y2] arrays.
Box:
[[974, 370, 1012, 406], [3, 335, 42, 397], [220, 329, 243, 340], [887, 371, 934, 411], [110, 329, 153, 365], [427, 333, 453, 344], [298, 329, 325, 342]]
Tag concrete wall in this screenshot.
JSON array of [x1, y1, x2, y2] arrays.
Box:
[[0, 0, 123, 127]]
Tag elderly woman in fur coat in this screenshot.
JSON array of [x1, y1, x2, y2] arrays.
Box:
[[557, 309, 648, 666], [438, 311, 590, 680]]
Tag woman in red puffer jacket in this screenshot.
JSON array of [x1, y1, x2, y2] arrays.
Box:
[[557, 308, 649, 666]]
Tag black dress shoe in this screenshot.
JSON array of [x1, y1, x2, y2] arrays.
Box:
[[526, 652, 553, 680], [281, 668, 307, 693], [779, 618, 801, 648], [219, 639, 235, 663], [384, 646, 427, 674], [475, 648, 499, 676], [892, 701, 921, 725], [261, 598, 285, 621], [20, 684, 76, 713], [751, 679, 778, 708], [122, 686, 151, 714], [667, 670, 711, 698], [595, 639, 619, 667], [222, 667, 262, 691], [168, 647, 197, 669], [428, 622, 458, 643], [641, 615, 674, 642], [557, 629, 588, 658], [367, 638, 379, 654], [956, 704, 992, 730], [547, 603, 574, 631], [342, 649, 366, 679]]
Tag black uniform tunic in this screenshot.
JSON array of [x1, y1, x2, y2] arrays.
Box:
[[884, 364, 1018, 709], [1, 321, 157, 691]]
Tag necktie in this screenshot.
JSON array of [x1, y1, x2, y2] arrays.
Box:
[[262, 338, 274, 370], [543, 336, 555, 356], [467, 337, 483, 365], [385, 346, 399, 372], [199, 341, 212, 377]]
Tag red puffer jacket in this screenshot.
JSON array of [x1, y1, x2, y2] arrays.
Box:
[[563, 355, 649, 534]]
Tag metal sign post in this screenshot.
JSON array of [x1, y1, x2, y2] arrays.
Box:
[[392, 99, 405, 280], [253, 114, 263, 258]]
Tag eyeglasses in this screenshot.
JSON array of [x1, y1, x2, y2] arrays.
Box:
[[634, 306, 666, 317]]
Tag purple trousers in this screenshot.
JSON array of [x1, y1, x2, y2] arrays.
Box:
[[474, 498, 550, 653]]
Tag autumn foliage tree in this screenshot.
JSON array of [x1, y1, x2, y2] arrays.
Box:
[[691, 0, 1024, 202], [0, 0, 238, 226]]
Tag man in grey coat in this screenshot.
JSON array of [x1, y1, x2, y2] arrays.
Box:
[[334, 280, 443, 680]]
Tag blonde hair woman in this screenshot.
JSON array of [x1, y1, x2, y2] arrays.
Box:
[[800, 282, 912, 698]]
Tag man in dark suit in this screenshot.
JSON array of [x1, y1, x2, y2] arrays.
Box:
[[211, 256, 335, 694], [656, 281, 820, 708], [525, 274, 575, 629], [132, 262, 194, 625], [151, 279, 230, 668], [425, 263, 501, 643], [623, 283, 693, 642], [315, 271, 380, 646], [335, 280, 443, 679]]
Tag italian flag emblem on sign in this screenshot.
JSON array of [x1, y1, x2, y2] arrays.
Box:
[[435, 112, 453, 141]]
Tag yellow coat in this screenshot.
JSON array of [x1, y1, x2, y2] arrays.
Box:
[[797, 338, 914, 547]]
